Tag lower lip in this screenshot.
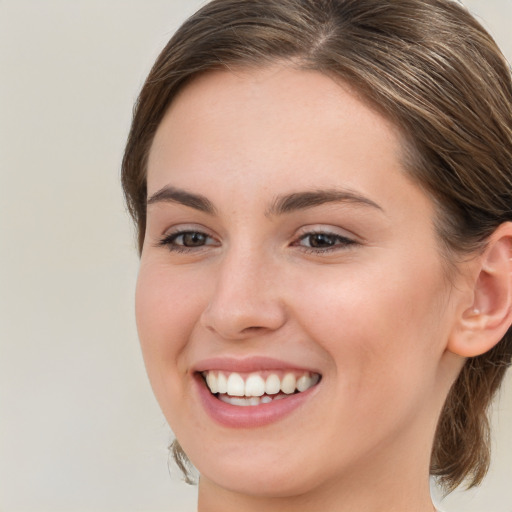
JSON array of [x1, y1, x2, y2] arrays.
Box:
[[194, 374, 319, 428]]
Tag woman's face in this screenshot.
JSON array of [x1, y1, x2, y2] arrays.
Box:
[[137, 66, 465, 498]]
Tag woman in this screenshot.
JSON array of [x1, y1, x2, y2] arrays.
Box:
[[122, 0, 512, 510]]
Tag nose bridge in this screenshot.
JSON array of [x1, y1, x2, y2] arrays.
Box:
[[200, 241, 286, 339]]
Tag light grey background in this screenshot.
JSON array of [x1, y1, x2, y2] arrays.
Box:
[[0, 1, 510, 511]]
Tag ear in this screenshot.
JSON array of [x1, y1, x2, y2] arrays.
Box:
[[447, 222, 512, 358]]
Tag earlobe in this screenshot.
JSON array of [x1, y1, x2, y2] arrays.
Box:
[[448, 222, 512, 358]]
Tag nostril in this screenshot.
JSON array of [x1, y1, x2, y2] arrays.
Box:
[[241, 326, 265, 333], [199, 291, 287, 340]]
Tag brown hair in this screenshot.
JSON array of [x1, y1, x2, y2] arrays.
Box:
[[122, 0, 512, 491]]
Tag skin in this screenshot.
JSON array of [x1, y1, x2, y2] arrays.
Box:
[[136, 66, 478, 512]]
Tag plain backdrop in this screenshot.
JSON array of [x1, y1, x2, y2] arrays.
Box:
[[1, 1, 511, 511]]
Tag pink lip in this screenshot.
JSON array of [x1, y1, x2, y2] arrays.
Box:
[[192, 357, 321, 428], [193, 356, 319, 374]]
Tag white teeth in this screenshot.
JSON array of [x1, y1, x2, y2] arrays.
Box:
[[226, 373, 245, 396], [281, 373, 296, 394], [203, 370, 320, 399], [219, 395, 272, 406], [296, 374, 312, 392], [265, 374, 281, 395], [245, 374, 266, 397], [219, 395, 251, 406], [206, 372, 218, 394], [217, 372, 227, 394]]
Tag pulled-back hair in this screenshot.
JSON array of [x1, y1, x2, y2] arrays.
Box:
[[122, 0, 512, 491]]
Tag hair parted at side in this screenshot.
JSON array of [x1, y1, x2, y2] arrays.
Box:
[[122, 0, 512, 492]]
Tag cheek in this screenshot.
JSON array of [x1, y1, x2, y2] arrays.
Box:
[[291, 259, 449, 393], [134, 263, 206, 388], [285, 268, 449, 457]]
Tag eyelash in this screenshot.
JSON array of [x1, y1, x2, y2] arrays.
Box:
[[157, 230, 218, 253], [293, 231, 357, 253], [157, 229, 357, 254]]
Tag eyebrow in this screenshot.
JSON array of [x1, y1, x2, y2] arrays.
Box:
[[147, 185, 216, 215], [265, 189, 383, 217], [146, 185, 383, 216]]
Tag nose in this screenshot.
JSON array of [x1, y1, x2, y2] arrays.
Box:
[[200, 248, 287, 340]]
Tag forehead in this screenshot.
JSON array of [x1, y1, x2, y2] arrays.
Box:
[[148, 66, 406, 188], [147, 65, 421, 215]]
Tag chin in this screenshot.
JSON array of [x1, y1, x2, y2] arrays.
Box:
[[183, 434, 337, 499], [199, 461, 322, 499]]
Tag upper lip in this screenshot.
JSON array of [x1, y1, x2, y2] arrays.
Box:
[[193, 356, 321, 375]]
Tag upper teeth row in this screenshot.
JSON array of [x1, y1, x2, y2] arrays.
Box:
[[203, 371, 319, 397]]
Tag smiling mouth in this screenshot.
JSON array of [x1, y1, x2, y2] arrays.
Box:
[[201, 370, 321, 406]]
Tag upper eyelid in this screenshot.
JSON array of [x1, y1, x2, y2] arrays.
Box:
[[294, 232, 357, 247], [159, 223, 216, 237], [294, 225, 360, 241], [161, 229, 217, 242], [297, 231, 355, 241], [154, 226, 218, 249]]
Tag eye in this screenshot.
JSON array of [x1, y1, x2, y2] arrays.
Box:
[[294, 231, 357, 252], [158, 230, 218, 252]]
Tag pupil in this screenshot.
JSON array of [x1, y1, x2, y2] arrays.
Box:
[[310, 234, 334, 248], [183, 232, 206, 246]]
